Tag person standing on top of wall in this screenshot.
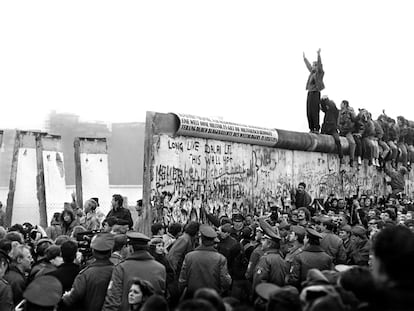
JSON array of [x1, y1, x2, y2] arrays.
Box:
[[304, 48, 325, 134], [320, 95, 344, 165]]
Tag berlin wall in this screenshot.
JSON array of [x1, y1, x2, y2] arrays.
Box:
[[74, 137, 111, 216], [143, 112, 414, 233], [5, 132, 67, 227]]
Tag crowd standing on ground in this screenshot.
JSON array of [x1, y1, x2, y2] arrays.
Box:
[[0, 186, 413, 310]]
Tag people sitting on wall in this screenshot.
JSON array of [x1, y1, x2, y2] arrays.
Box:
[[338, 100, 357, 167], [358, 108, 377, 166], [397, 116, 410, 169], [320, 95, 344, 165]]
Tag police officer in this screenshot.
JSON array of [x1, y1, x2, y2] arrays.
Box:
[[287, 228, 332, 288], [253, 219, 288, 290], [103, 232, 166, 311], [20, 275, 62, 311], [231, 213, 246, 241], [62, 233, 115, 311], [285, 225, 306, 270], [319, 217, 347, 264], [0, 250, 13, 311], [179, 224, 231, 298]]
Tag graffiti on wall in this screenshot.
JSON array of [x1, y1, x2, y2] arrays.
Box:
[[150, 134, 395, 225]]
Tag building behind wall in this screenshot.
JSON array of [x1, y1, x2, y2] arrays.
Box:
[[45, 111, 145, 186]]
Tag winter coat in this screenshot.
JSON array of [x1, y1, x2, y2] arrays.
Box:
[[378, 118, 390, 141], [166, 233, 195, 275], [62, 258, 114, 311], [46, 222, 63, 241], [347, 237, 371, 266], [398, 126, 409, 143], [320, 231, 347, 264], [406, 127, 414, 145], [373, 120, 384, 139], [363, 120, 376, 138], [245, 245, 264, 281], [353, 114, 366, 136], [388, 123, 398, 141], [304, 54, 325, 92], [0, 278, 13, 311], [102, 250, 166, 311], [285, 244, 304, 270], [295, 191, 312, 208], [60, 209, 79, 237], [83, 212, 100, 231], [338, 107, 356, 135], [47, 262, 80, 292], [287, 245, 332, 288], [320, 99, 339, 134], [4, 264, 27, 306], [253, 249, 288, 289], [179, 245, 231, 297], [105, 208, 133, 229]]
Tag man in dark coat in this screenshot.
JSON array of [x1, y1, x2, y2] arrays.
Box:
[[287, 228, 332, 288], [105, 194, 133, 229], [320, 96, 344, 164], [371, 226, 414, 311], [294, 182, 312, 209], [252, 218, 288, 290], [0, 250, 13, 311], [179, 225, 231, 298], [319, 217, 347, 264], [217, 223, 239, 272], [47, 240, 80, 292], [62, 233, 115, 311], [347, 225, 370, 266], [5, 244, 33, 306], [304, 48, 325, 133], [167, 221, 199, 277], [103, 232, 166, 311]]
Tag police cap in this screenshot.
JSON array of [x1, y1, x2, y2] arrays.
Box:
[[306, 228, 323, 239], [91, 233, 115, 251], [23, 276, 62, 307], [199, 224, 218, 239], [126, 232, 150, 245], [259, 218, 281, 241], [255, 283, 281, 300]]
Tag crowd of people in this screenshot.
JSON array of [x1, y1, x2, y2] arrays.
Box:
[[304, 49, 414, 170], [0, 184, 413, 311], [0, 50, 413, 310]]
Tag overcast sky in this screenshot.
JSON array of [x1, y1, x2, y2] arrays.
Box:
[[1, 1, 413, 132]]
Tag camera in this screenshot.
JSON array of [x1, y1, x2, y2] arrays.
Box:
[[75, 229, 102, 263]]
